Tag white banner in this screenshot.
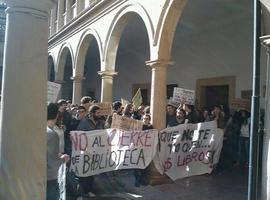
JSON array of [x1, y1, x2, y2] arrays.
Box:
[[173, 87, 195, 105], [48, 81, 61, 103], [70, 128, 158, 177], [154, 121, 223, 181], [58, 163, 66, 200]]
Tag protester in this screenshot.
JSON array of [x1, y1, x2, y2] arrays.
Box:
[[184, 104, 199, 124], [176, 108, 187, 124], [105, 101, 122, 128], [212, 105, 225, 129], [80, 96, 92, 111], [132, 105, 145, 120], [47, 103, 70, 200], [122, 103, 134, 118], [239, 110, 250, 167], [166, 104, 178, 127]]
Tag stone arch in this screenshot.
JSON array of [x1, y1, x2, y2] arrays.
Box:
[[56, 43, 74, 81], [154, 0, 187, 60], [48, 54, 55, 81], [75, 28, 103, 77], [104, 2, 154, 71]]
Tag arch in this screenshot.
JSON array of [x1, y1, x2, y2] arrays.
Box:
[[154, 0, 187, 60], [104, 2, 154, 71], [56, 43, 74, 81], [48, 54, 55, 81], [75, 28, 103, 77]]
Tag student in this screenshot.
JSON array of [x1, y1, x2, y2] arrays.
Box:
[[47, 103, 70, 200]]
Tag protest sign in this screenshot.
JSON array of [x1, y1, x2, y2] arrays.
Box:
[[231, 98, 250, 111], [121, 98, 130, 108], [132, 88, 143, 109], [58, 163, 66, 200], [93, 102, 113, 116], [154, 121, 222, 181], [48, 81, 61, 103], [172, 87, 195, 105], [111, 113, 143, 131], [69, 128, 158, 177]]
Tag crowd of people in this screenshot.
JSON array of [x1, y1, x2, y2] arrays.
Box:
[[47, 96, 257, 199]]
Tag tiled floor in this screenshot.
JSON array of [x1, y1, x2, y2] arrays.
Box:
[[71, 168, 248, 200]]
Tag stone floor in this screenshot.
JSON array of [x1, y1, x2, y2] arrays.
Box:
[[70, 167, 249, 200]]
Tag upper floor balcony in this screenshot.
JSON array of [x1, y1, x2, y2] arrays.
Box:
[[48, 0, 103, 37]]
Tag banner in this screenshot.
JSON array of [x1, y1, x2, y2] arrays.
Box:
[[48, 81, 61, 103], [172, 87, 195, 105], [154, 121, 222, 181], [93, 102, 113, 116], [111, 113, 143, 131], [132, 88, 143, 109], [58, 163, 66, 200], [69, 128, 158, 177], [231, 98, 250, 111]]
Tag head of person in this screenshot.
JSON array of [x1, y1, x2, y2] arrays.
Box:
[[80, 96, 92, 110], [57, 99, 67, 113], [137, 105, 145, 116], [142, 114, 151, 125], [112, 101, 122, 114], [167, 104, 176, 116], [77, 106, 86, 120], [184, 104, 194, 113], [203, 108, 210, 119], [212, 105, 222, 116], [47, 103, 59, 124], [176, 108, 186, 119], [123, 103, 134, 117], [89, 105, 101, 120]]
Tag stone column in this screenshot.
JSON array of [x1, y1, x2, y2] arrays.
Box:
[[65, 0, 72, 24], [146, 59, 172, 130], [50, 6, 56, 35], [71, 76, 85, 105], [57, 0, 64, 30], [98, 70, 118, 102], [0, 0, 53, 199], [261, 35, 270, 200]]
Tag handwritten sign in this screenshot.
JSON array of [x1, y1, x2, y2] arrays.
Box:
[[173, 87, 195, 105], [231, 98, 250, 111], [48, 81, 61, 103], [69, 129, 158, 177], [111, 113, 143, 131], [154, 121, 222, 181], [93, 102, 113, 116]]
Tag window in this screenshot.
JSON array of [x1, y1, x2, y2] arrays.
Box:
[[0, 17, 5, 43]]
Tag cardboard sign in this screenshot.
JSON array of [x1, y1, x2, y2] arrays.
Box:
[[121, 98, 130, 108], [111, 113, 143, 131], [48, 81, 61, 103], [154, 121, 223, 181], [173, 87, 195, 105], [132, 88, 143, 109], [231, 98, 250, 111], [93, 102, 113, 116], [69, 129, 158, 177]]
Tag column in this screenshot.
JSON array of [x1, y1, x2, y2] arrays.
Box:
[[0, 0, 53, 199], [65, 0, 72, 24], [98, 70, 118, 102], [146, 59, 172, 130], [71, 76, 85, 105], [57, 0, 64, 30], [50, 7, 56, 35], [261, 35, 270, 200]]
